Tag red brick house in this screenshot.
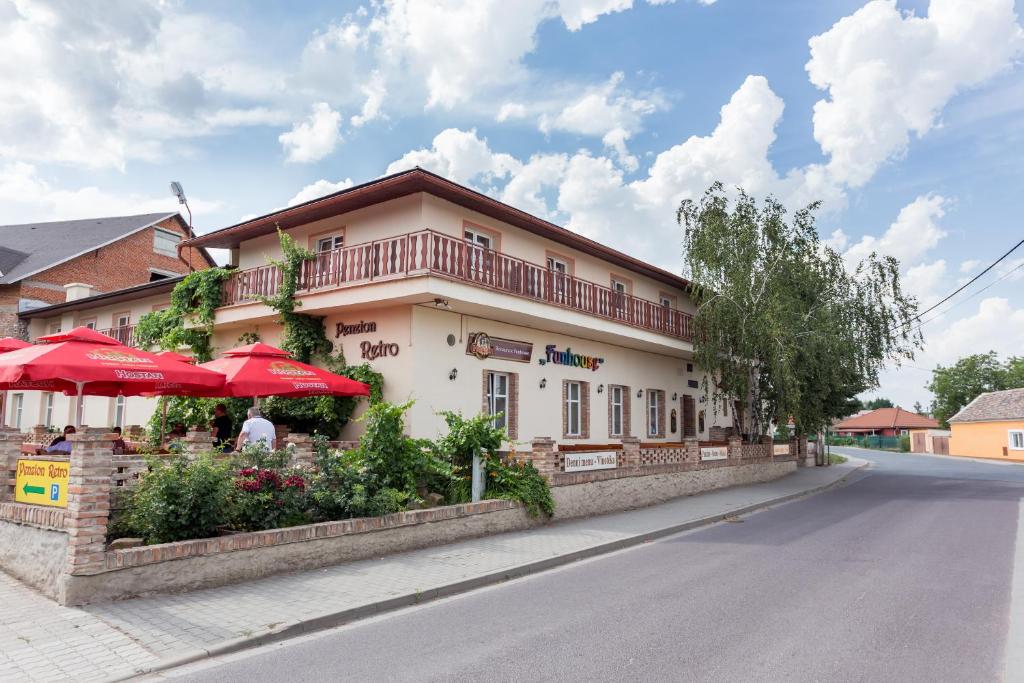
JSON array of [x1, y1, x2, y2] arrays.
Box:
[[0, 212, 213, 339], [834, 407, 940, 437]]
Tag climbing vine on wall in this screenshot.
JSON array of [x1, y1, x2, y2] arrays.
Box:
[[134, 268, 232, 362]]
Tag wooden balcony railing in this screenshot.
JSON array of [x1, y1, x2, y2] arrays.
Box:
[[221, 229, 693, 341], [99, 325, 136, 347]]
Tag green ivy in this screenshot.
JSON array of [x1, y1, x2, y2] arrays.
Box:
[[134, 267, 232, 361]]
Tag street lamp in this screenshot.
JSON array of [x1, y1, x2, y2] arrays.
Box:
[[170, 181, 193, 270]]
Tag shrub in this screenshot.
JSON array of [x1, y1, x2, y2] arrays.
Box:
[[231, 467, 310, 531], [899, 434, 911, 452], [484, 458, 555, 517], [129, 454, 234, 545]]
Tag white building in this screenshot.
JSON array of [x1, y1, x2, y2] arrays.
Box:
[[12, 168, 739, 444]]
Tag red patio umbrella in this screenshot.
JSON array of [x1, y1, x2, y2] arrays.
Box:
[[0, 327, 226, 427], [0, 337, 31, 353], [197, 342, 370, 399]]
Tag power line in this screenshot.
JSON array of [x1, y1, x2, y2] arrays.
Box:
[[911, 258, 1024, 334]]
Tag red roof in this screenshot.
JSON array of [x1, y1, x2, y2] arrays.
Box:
[[834, 407, 939, 431]]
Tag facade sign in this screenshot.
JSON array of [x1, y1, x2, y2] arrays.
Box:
[[544, 345, 604, 371], [361, 341, 399, 360], [773, 444, 791, 456], [700, 446, 728, 461], [335, 321, 377, 337], [564, 450, 618, 472], [466, 333, 533, 363], [15, 459, 69, 508]]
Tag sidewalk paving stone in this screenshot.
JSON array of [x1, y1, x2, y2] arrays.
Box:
[[0, 460, 860, 681]]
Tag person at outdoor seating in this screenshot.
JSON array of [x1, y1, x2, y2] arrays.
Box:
[[166, 423, 187, 440], [45, 425, 75, 453], [110, 426, 126, 454], [210, 403, 233, 452], [236, 407, 276, 450]]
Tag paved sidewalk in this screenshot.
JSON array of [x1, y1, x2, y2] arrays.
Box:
[[0, 459, 863, 682]]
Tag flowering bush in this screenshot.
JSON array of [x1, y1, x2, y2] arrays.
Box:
[[231, 466, 310, 531], [129, 454, 234, 544]]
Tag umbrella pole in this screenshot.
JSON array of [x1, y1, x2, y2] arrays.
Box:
[[160, 398, 168, 443], [74, 382, 85, 429]]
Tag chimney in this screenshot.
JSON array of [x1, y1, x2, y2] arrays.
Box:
[[63, 283, 96, 302]]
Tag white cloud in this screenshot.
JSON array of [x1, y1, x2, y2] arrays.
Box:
[[904, 259, 948, 308], [287, 178, 356, 207], [496, 103, 529, 122], [959, 258, 982, 274], [0, 161, 221, 224], [538, 72, 666, 171], [279, 103, 343, 163], [824, 229, 849, 252], [386, 128, 521, 187], [807, 0, 1024, 186], [843, 194, 948, 268]]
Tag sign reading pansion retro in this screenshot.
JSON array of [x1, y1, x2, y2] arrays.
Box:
[[466, 333, 533, 363], [15, 459, 69, 508]]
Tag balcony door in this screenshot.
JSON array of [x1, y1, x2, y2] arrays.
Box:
[[464, 228, 493, 283], [611, 278, 628, 319], [313, 233, 344, 287], [547, 256, 568, 304]]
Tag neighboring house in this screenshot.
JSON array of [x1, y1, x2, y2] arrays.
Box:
[[948, 388, 1024, 461], [908, 428, 951, 455], [0, 212, 213, 339], [833, 407, 940, 437]]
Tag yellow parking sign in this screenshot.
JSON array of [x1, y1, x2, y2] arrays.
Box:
[[15, 459, 70, 508]]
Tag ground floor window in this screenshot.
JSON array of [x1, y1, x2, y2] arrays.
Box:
[[43, 392, 54, 428], [10, 393, 23, 429], [483, 370, 518, 439], [113, 395, 126, 429], [1010, 430, 1024, 451], [563, 380, 590, 439], [647, 389, 666, 438], [609, 384, 629, 437]]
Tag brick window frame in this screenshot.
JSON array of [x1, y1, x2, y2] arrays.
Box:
[[481, 370, 518, 439], [607, 384, 630, 438], [646, 389, 666, 438], [562, 380, 590, 440]]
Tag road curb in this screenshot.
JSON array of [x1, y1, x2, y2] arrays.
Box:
[[123, 460, 868, 680]]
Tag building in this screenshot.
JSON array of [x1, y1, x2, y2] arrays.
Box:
[[948, 388, 1024, 461], [907, 428, 951, 455], [10, 168, 740, 444], [1, 212, 213, 429], [833, 407, 939, 437]]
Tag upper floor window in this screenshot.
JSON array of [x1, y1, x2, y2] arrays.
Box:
[[660, 295, 673, 308], [464, 227, 493, 250], [46, 320, 61, 335], [80, 318, 96, 330], [316, 234, 344, 253], [153, 228, 181, 257]]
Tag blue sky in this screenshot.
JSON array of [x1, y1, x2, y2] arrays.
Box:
[[2, 0, 1023, 410]]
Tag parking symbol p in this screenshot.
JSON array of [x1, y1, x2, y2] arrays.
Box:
[[50, 484, 60, 501]]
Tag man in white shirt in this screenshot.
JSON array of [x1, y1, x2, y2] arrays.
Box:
[[236, 407, 277, 450]]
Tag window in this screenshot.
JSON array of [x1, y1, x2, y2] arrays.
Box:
[[566, 381, 582, 436], [464, 227, 493, 250], [611, 278, 628, 318], [114, 312, 131, 328], [648, 390, 660, 436], [486, 372, 509, 430], [698, 410, 706, 433], [43, 393, 54, 428], [47, 320, 61, 335], [1010, 430, 1024, 451], [316, 234, 344, 253], [547, 256, 569, 303], [660, 296, 673, 308], [610, 385, 624, 437], [10, 393, 24, 429], [80, 318, 97, 330], [153, 228, 181, 257], [113, 396, 126, 429], [464, 227, 493, 280]]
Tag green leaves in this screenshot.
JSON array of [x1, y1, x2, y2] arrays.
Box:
[[129, 454, 234, 545], [927, 352, 1024, 426], [679, 183, 921, 438]]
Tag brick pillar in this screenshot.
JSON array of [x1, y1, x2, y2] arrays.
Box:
[[799, 436, 810, 467], [528, 437, 558, 478], [728, 436, 743, 461], [620, 436, 640, 468], [184, 430, 214, 456], [125, 424, 145, 441], [65, 428, 113, 577], [31, 424, 48, 442], [0, 428, 20, 502], [285, 433, 315, 469], [683, 436, 699, 462]]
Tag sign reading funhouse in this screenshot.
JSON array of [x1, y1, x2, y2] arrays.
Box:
[[564, 450, 618, 472], [544, 345, 604, 371], [15, 459, 69, 508]]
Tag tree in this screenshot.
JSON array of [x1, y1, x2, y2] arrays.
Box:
[[679, 183, 921, 440], [927, 352, 1024, 427], [865, 397, 894, 410], [913, 401, 925, 415]]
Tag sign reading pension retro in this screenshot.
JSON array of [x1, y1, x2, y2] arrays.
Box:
[[564, 451, 618, 472], [466, 333, 533, 363], [15, 459, 69, 508], [700, 446, 728, 461]]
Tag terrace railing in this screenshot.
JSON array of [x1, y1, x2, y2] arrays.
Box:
[[98, 325, 135, 347], [221, 229, 693, 341]]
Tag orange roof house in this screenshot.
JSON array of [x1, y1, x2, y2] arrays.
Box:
[[834, 407, 940, 437]]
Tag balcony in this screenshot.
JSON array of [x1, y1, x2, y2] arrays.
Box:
[[221, 229, 693, 342], [98, 325, 136, 347]]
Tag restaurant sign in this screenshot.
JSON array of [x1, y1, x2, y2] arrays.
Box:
[[564, 450, 618, 472], [466, 333, 533, 363], [543, 345, 604, 371], [15, 459, 69, 508], [700, 446, 728, 461]]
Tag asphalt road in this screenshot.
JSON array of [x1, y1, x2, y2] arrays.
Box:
[[169, 449, 1024, 682]]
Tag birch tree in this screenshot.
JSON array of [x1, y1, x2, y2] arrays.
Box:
[[678, 183, 922, 440]]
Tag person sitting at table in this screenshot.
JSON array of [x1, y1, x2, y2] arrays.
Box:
[[236, 407, 276, 451], [166, 423, 187, 440], [210, 403, 233, 453], [46, 425, 75, 453], [110, 426, 127, 454]]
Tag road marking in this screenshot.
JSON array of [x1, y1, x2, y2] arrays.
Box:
[[1005, 500, 1024, 681]]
